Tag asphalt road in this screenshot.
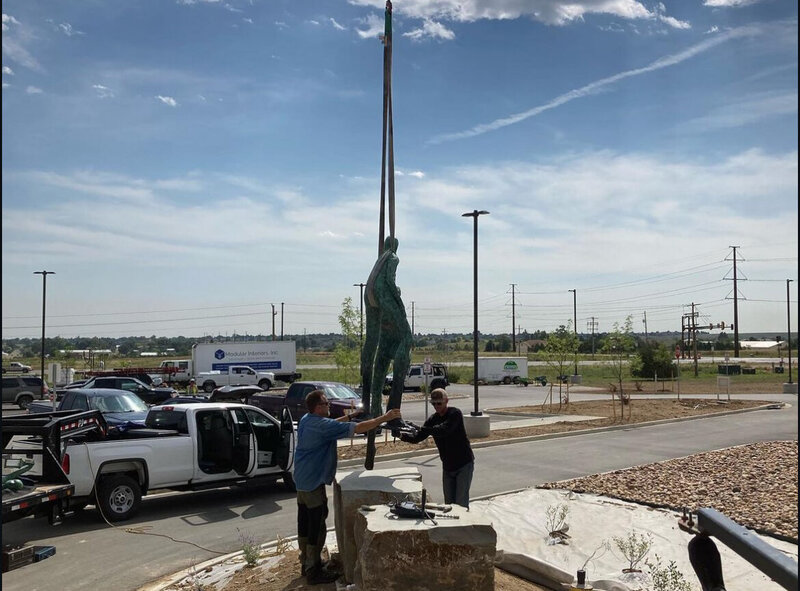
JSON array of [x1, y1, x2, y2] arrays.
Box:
[[1, 392, 796, 591]]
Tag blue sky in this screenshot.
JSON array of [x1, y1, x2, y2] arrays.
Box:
[[2, 0, 797, 340]]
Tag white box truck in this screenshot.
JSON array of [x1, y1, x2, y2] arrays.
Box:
[[477, 357, 528, 384], [191, 341, 301, 384]]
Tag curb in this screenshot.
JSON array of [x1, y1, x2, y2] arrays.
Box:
[[338, 402, 787, 468]]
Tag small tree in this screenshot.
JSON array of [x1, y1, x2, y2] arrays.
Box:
[[601, 316, 635, 420], [612, 530, 652, 572], [630, 342, 674, 383], [646, 554, 693, 591], [545, 323, 579, 406], [333, 297, 360, 386]]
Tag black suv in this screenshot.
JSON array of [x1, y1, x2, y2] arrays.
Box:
[[2, 376, 48, 409]]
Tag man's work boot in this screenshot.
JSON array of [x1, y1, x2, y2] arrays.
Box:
[[298, 536, 308, 576], [305, 565, 339, 585]]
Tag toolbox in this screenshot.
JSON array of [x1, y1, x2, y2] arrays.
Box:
[[33, 545, 56, 562], [2, 544, 35, 572]]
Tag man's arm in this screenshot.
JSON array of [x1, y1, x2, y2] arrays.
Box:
[[419, 409, 461, 437], [354, 408, 401, 434]]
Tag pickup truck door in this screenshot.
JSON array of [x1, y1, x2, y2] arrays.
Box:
[[241, 407, 294, 472], [229, 408, 257, 476]]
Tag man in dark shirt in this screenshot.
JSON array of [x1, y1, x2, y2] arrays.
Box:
[[399, 388, 474, 507]]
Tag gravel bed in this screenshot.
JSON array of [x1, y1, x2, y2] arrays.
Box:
[[541, 440, 798, 541]]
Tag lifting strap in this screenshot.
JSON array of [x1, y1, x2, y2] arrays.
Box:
[[379, 0, 394, 256]]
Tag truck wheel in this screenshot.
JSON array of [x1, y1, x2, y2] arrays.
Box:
[[96, 475, 141, 522], [283, 472, 296, 491], [503, 376, 512, 385], [512, 376, 520, 385], [430, 380, 445, 390], [258, 379, 272, 391], [17, 394, 34, 410], [203, 381, 216, 393]]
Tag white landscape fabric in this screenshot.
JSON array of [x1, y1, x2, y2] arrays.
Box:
[[470, 488, 797, 591]]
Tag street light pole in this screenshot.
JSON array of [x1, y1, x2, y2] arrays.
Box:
[[34, 270, 55, 400], [568, 288, 577, 375], [788, 279, 794, 385], [462, 209, 489, 416], [353, 283, 365, 361]]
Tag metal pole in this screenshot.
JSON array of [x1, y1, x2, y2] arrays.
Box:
[[34, 271, 54, 400], [280, 302, 284, 341], [569, 289, 577, 375], [788, 279, 794, 384], [353, 283, 365, 360], [463, 210, 489, 416]]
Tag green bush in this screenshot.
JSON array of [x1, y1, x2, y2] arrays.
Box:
[[447, 367, 462, 383], [631, 342, 675, 379]]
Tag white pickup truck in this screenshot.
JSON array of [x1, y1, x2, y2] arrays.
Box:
[[196, 365, 275, 393], [12, 403, 295, 521]]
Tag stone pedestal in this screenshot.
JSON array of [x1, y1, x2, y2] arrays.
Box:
[[783, 382, 798, 394], [463, 413, 490, 438], [333, 467, 423, 583], [353, 503, 496, 591]]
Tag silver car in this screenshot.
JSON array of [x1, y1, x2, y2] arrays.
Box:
[[2, 376, 48, 409]]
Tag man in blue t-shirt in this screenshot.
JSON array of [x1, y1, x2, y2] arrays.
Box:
[[294, 389, 401, 584]]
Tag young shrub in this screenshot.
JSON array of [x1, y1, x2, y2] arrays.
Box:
[[612, 530, 653, 572], [646, 554, 693, 591], [544, 503, 570, 544], [237, 528, 262, 567]]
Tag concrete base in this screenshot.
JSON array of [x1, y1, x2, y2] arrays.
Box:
[[783, 382, 798, 394], [333, 467, 424, 583], [463, 413, 491, 438], [570, 374, 582, 384], [353, 503, 496, 591]]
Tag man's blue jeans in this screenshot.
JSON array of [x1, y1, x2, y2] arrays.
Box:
[[442, 461, 474, 508]]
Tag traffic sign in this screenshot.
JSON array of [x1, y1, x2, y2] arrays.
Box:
[[423, 356, 432, 375]]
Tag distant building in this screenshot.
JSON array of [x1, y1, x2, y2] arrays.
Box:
[[740, 340, 780, 349], [140, 351, 158, 357]]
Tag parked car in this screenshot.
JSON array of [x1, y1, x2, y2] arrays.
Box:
[[2, 376, 49, 409], [59, 376, 176, 405], [28, 388, 149, 428], [250, 381, 363, 422], [385, 363, 449, 392], [3, 361, 33, 373]]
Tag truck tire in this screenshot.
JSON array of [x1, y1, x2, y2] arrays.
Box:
[[283, 472, 296, 491], [202, 380, 216, 393], [503, 376, 512, 385], [96, 474, 141, 522], [512, 376, 520, 385], [17, 394, 34, 410], [430, 379, 446, 390], [258, 379, 272, 391]]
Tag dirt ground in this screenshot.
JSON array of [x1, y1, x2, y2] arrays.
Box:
[[205, 549, 551, 591], [336, 397, 771, 461]]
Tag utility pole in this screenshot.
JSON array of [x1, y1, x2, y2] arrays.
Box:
[[411, 301, 415, 339], [788, 279, 794, 385], [726, 246, 742, 358], [34, 270, 55, 400], [568, 289, 577, 375], [280, 302, 284, 341], [353, 283, 366, 357], [642, 310, 648, 343], [271, 304, 277, 341], [510, 283, 517, 351], [691, 302, 699, 377], [587, 317, 598, 359]]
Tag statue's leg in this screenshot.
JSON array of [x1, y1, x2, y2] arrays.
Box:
[[370, 338, 394, 417], [360, 305, 380, 415], [387, 328, 412, 411]]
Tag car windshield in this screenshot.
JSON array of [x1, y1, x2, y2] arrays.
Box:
[[323, 384, 359, 400], [89, 392, 148, 413]]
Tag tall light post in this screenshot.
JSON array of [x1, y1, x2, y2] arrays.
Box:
[[34, 270, 55, 400], [568, 288, 577, 375], [353, 283, 365, 361], [462, 210, 489, 416], [787, 279, 794, 385]]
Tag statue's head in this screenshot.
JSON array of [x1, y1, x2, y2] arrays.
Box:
[[384, 236, 399, 253]]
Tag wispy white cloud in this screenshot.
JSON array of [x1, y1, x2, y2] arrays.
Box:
[[2, 14, 43, 71], [275, 21, 288, 29], [430, 26, 759, 143], [307, 19, 320, 26], [355, 13, 384, 39], [48, 20, 85, 36], [704, 0, 763, 6], [403, 19, 455, 41], [243, 17, 253, 24], [677, 91, 798, 132], [397, 170, 425, 178], [349, 0, 685, 28], [92, 84, 114, 99], [2, 65, 13, 75], [156, 95, 179, 107], [330, 17, 346, 31], [705, 25, 719, 34], [26, 85, 43, 94]]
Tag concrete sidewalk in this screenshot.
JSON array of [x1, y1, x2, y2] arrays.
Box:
[[336, 412, 603, 447]]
